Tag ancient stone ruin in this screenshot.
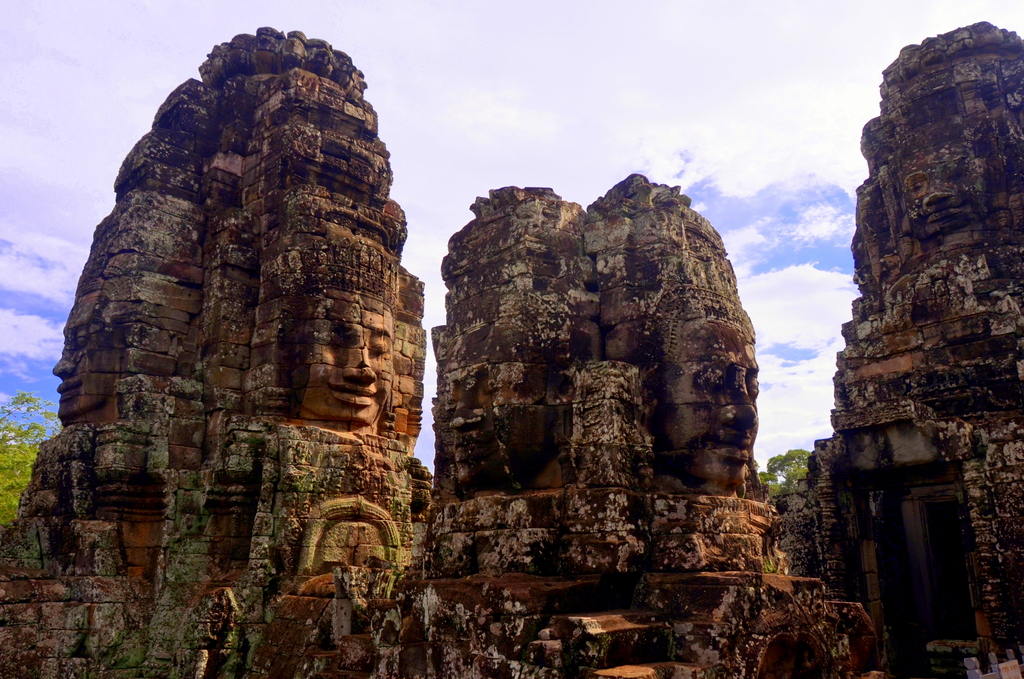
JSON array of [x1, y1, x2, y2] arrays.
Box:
[[381, 177, 873, 678], [0, 29, 429, 678], [13, 18, 1024, 679], [777, 21, 1024, 679]]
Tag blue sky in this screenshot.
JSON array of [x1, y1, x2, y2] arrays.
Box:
[[4, 0, 1024, 469]]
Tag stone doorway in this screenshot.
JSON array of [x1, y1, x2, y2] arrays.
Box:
[[901, 485, 976, 642]]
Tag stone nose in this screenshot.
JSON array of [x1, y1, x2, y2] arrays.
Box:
[[53, 351, 77, 380], [719, 404, 757, 432], [344, 364, 376, 384]]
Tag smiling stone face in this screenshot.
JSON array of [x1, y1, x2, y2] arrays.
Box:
[[53, 308, 120, 424], [432, 186, 598, 500], [855, 22, 1024, 265], [294, 301, 395, 433], [585, 174, 758, 497], [432, 176, 759, 500], [897, 134, 1011, 244], [649, 320, 759, 495]]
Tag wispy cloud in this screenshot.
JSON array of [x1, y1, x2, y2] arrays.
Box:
[[721, 200, 855, 277], [0, 309, 64, 362], [734, 263, 859, 462], [754, 338, 848, 459], [0, 235, 87, 305], [447, 89, 560, 146], [740, 264, 858, 353]]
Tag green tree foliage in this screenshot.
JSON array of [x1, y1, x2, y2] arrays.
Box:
[[758, 448, 811, 496], [0, 391, 61, 524]]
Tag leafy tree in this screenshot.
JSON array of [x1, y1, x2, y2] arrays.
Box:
[[0, 391, 61, 524], [758, 448, 811, 496]]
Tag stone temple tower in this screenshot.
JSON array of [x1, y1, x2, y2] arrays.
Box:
[[377, 176, 874, 679], [0, 29, 429, 678], [777, 22, 1024, 677]]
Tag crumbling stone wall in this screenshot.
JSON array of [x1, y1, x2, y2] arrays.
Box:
[[380, 177, 871, 679], [0, 29, 429, 679], [778, 21, 1024, 677]]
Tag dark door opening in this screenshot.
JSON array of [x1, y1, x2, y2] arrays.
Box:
[[902, 488, 975, 641]]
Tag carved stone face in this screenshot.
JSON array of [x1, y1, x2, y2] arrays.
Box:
[[54, 347, 119, 424], [294, 300, 394, 434], [651, 320, 759, 496], [899, 144, 1008, 242], [449, 363, 506, 492], [53, 294, 120, 425]]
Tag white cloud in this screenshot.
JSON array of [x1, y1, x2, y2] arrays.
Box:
[[721, 200, 855, 277], [740, 264, 858, 352], [447, 90, 560, 146], [754, 339, 847, 464], [0, 232, 88, 304], [735, 265, 859, 463], [0, 310, 64, 362], [791, 203, 855, 243]]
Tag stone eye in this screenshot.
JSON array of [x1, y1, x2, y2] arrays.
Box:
[[67, 329, 88, 352], [905, 172, 929, 197], [694, 365, 725, 394], [726, 365, 748, 396], [369, 334, 390, 357], [333, 322, 362, 348]]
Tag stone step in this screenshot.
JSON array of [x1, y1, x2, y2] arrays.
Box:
[[547, 610, 673, 668], [585, 661, 711, 679], [656, 618, 726, 666], [304, 634, 376, 675]]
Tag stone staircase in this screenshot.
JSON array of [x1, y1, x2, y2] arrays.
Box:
[[525, 610, 712, 678]]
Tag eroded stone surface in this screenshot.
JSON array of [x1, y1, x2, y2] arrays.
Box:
[[778, 21, 1024, 677], [0, 28, 428, 679], [383, 178, 868, 679], [0, 26, 880, 679]]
